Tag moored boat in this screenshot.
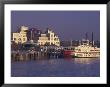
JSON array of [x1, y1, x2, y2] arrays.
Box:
[[72, 39, 100, 58], [63, 46, 75, 57]]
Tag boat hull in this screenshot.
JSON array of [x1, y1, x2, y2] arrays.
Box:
[[63, 50, 74, 57], [72, 55, 100, 58]]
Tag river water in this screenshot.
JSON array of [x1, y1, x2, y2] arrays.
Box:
[[11, 58, 100, 77]]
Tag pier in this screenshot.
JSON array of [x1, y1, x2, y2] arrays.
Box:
[[11, 47, 64, 61]]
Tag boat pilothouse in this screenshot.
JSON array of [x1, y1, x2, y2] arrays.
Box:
[[73, 39, 100, 58]]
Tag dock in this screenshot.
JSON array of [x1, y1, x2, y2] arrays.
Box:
[[11, 49, 64, 61]]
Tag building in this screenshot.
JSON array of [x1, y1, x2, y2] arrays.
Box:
[[37, 29, 60, 46], [37, 34, 49, 45], [27, 28, 42, 41], [12, 26, 28, 44]]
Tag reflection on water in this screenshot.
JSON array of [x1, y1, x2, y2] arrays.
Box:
[[73, 58, 100, 64], [11, 58, 100, 77]]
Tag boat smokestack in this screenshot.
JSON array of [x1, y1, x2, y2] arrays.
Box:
[[92, 32, 93, 46], [85, 32, 88, 40], [70, 40, 72, 46]]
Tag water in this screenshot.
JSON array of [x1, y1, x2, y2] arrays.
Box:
[[11, 58, 100, 77]]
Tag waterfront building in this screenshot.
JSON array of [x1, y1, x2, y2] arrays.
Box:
[[37, 29, 60, 46], [12, 26, 60, 46], [27, 28, 42, 41], [60, 40, 79, 47], [12, 26, 28, 44], [37, 34, 49, 45]]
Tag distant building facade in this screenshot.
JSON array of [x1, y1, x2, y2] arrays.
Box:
[[38, 29, 60, 46], [12, 26, 60, 46], [27, 28, 42, 41], [60, 40, 79, 47], [12, 26, 28, 44]]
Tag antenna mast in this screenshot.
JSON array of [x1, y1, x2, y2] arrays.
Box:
[[92, 32, 94, 46]]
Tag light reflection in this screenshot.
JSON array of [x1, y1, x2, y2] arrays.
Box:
[[73, 58, 100, 64], [48, 58, 59, 65]]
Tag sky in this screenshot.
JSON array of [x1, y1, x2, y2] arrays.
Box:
[[11, 11, 100, 41]]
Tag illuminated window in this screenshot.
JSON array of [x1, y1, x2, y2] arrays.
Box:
[[54, 38, 56, 40], [14, 38, 16, 40], [19, 38, 21, 41], [23, 38, 25, 41], [23, 35, 25, 37]]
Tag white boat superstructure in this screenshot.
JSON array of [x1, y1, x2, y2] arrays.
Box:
[[74, 39, 100, 58]]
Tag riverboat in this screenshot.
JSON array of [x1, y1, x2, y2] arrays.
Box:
[[72, 39, 100, 58]]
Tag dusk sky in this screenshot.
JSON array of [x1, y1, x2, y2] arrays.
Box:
[[11, 11, 100, 41]]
